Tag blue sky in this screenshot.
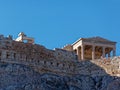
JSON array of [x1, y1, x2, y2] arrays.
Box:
[[0, 0, 120, 55]]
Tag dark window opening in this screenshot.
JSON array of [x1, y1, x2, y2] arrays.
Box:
[[14, 53, 16, 59], [51, 62, 53, 65], [57, 63, 59, 67], [44, 61, 46, 64], [6, 52, 10, 59]]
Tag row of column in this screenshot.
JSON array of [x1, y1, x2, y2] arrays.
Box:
[[76, 45, 116, 60]]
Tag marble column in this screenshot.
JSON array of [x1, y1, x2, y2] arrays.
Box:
[[77, 47, 81, 60], [81, 45, 84, 60], [113, 48, 116, 56], [108, 52, 111, 57], [92, 45, 95, 60], [102, 47, 105, 58]]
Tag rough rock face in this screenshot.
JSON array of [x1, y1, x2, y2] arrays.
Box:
[[0, 62, 120, 90]]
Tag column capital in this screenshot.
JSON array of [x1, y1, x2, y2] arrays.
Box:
[[81, 44, 84, 47]]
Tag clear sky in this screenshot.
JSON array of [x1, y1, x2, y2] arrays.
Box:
[[0, 0, 120, 55]]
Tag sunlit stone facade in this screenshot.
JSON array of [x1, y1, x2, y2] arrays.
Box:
[[63, 37, 116, 60]]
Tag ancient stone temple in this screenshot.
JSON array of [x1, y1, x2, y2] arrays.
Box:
[[0, 32, 120, 78], [63, 37, 116, 60]]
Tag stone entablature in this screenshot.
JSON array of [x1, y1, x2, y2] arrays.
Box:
[[63, 37, 116, 60]]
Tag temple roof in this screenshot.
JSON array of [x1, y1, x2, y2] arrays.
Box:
[[72, 36, 116, 45], [83, 36, 116, 42]]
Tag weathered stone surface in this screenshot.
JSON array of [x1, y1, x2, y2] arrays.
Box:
[[0, 62, 120, 90], [107, 79, 120, 90], [0, 33, 120, 90]]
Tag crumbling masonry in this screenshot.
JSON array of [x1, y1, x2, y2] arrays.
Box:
[[0, 32, 120, 76]]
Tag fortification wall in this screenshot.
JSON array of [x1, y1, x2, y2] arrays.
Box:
[[62, 44, 73, 51], [54, 48, 77, 61], [0, 34, 77, 61], [75, 57, 120, 76], [0, 35, 77, 75], [91, 57, 120, 76], [0, 34, 120, 76]]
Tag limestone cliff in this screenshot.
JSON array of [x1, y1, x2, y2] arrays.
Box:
[[0, 60, 120, 90]]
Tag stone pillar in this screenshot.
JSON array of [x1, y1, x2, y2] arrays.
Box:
[[108, 52, 111, 57], [92, 45, 95, 60], [81, 45, 84, 60], [102, 47, 105, 58], [113, 48, 116, 57], [77, 47, 81, 60]]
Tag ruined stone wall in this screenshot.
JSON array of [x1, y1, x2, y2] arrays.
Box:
[[63, 44, 73, 51], [75, 57, 120, 76], [0, 35, 77, 75], [0, 35, 120, 76], [54, 48, 77, 61], [91, 57, 120, 76]]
